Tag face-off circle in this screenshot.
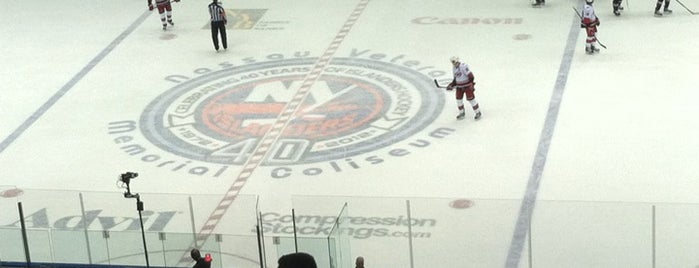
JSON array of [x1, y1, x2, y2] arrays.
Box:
[[449, 199, 475, 209], [0, 188, 24, 198]]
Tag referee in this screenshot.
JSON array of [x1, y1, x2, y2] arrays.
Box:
[[208, 0, 227, 51]]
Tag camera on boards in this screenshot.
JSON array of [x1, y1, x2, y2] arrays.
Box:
[[120, 172, 138, 183], [119, 172, 140, 199]]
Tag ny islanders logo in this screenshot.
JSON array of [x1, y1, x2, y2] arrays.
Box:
[[113, 51, 447, 177]]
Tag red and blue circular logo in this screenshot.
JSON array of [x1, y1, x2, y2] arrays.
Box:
[[140, 57, 444, 165]]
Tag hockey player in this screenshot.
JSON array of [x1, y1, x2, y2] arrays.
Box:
[[447, 57, 482, 121], [148, 0, 179, 30], [613, 0, 624, 16], [581, 0, 600, 54], [654, 0, 673, 16]]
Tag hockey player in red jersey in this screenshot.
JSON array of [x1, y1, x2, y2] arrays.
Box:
[[148, 0, 179, 30], [447, 56, 482, 121], [581, 0, 600, 54]]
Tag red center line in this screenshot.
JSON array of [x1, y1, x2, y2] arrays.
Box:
[[177, 0, 370, 264]]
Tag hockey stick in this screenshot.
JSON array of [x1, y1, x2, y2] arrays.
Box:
[[434, 79, 448, 89], [572, 6, 584, 19], [434, 79, 476, 91], [572, 6, 607, 49]]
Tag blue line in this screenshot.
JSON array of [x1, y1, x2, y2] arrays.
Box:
[[0, 10, 151, 154], [504, 7, 581, 268]]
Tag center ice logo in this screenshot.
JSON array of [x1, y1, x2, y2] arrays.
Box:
[[139, 57, 444, 166]]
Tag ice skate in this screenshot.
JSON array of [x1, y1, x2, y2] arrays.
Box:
[[591, 45, 600, 53], [162, 24, 167, 30], [474, 111, 482, 120], [613, 5, 623, 16], [456, 112, 465, 120], [654, 10, 663, 16], [168, 20, 174, 26], [664, 8, 673, 14], [585, 46, 594, 54], [531, 0, 545, 7]]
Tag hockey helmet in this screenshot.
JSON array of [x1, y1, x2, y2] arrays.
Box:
[[450, 56, 460, 64], [586, 0, 593, 4]]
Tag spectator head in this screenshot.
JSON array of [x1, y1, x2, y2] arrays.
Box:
[[191, 248, 201, 260], [355, 256, 365, 268], [278, 252, 317, 268]]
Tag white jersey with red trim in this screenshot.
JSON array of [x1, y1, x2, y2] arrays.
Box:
[[452, 62, 473, 86], [582, 4, 597, 24], [153, 0, 171, 7]]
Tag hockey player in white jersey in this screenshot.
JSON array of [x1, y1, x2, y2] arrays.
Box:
[[447, 57, 482, 121], [148, 0, 179, 30], [581, 0, 601, 54]]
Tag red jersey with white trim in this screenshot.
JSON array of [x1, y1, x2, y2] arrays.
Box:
[[452, 62, 474, 86]]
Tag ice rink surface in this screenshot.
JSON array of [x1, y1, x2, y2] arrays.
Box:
[[1, 0, 699, 267]]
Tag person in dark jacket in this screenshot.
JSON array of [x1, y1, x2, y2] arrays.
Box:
[[191, 248, 212, 268]]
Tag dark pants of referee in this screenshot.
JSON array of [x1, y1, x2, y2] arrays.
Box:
[[211, 21, 227, 51]]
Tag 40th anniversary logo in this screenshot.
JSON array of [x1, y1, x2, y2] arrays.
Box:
[[108, 49, 454, 178]]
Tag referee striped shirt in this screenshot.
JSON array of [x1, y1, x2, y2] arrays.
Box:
[[208, 2, 226, 22]]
